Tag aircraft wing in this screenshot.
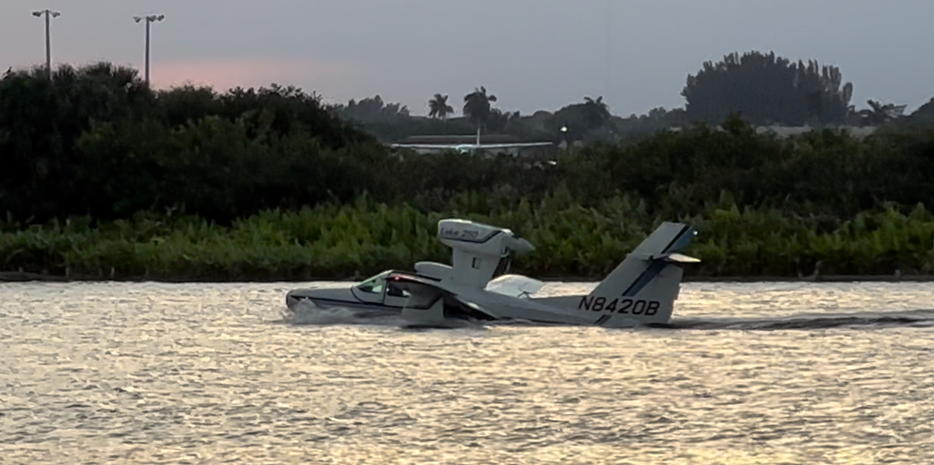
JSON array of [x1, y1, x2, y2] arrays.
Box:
[[389, 142, 552, 150], [476, 142, 553, 149], [385, 273, 502, 319], [485, 274, 545, 298]]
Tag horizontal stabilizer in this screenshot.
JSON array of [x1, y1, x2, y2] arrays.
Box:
[[665, 252, 701, 263], [631, 252, 701, 264]]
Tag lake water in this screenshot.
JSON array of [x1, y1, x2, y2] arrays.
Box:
[[1, 281, 933, 464]]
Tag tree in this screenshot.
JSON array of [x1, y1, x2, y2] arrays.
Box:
[[485, 108, 521, 133], [857, 99, 907, 125], [581, 96, 612, 129], [681, 50, 854, 126], [908, 97, 934, 122], [545, 96, 613, 141], [428, 93, 454, 133], [336, 95, 410, 124], [0, 61, 378, 223], [463, 86, 498, 131]]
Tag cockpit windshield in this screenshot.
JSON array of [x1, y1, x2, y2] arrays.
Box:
[[355, 270, 410, 298], [356, 271, 390, 294]]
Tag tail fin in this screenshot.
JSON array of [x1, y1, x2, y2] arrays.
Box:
[[579, 222, 699, 325]]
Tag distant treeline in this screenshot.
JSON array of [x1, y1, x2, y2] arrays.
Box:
[[2, 60, 934, 228], [3, 57, 934, 279], [335, 50, 934, 144]]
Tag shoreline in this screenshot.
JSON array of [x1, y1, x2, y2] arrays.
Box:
[[2, 270, 931, 284]]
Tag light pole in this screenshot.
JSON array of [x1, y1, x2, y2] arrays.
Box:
[[133, 14, 165, 86], [32, 9, 61, 80]]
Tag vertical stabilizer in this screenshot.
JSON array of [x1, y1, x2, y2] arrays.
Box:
[[577, 222, 699, 325]]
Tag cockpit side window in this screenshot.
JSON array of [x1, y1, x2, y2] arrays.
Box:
[[386, 281, 410, 298]]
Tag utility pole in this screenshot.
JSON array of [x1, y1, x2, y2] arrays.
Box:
[[605, 0, 612, 107], [133, 14, 165, 86], [32, 9, 61, 80]]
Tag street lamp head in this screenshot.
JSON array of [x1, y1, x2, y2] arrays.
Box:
[[32, 11, 42, 17], [51, 11, 61, 17], [135, 14, 165, 22]]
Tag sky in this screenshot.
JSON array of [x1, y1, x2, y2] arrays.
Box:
[[1, 0, 931, 117]]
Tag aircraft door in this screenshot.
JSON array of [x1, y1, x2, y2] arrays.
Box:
[[383, 278, 411, 307]]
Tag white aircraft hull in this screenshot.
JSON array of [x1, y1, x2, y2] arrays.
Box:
[[286, 293, 402, 314]]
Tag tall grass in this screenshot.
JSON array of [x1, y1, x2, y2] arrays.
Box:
[[2, 192, 932, 281]]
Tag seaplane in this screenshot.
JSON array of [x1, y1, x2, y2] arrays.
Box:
[[388, 127, 553, 155], [284, 219, 700, 328]]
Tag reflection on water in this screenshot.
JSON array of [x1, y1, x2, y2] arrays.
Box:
[[1, 281, 933, 464]]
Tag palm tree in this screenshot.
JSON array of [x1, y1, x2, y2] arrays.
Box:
[[463, 86, 498, 131], [428, 93, 454, 134]]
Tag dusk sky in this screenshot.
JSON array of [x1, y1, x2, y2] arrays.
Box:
[[1, 0, 930, 117]]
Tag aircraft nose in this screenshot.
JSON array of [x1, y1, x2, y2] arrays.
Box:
[[285, 290, 303, 308]]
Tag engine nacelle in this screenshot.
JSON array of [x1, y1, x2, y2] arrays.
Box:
[[435, 219, 535, 288], [413, 261, 454, 281]]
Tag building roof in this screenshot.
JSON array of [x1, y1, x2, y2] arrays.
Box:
[[395, 134, 524, 144]]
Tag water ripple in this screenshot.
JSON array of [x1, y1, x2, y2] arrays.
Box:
[[0, 281, 933, 463]]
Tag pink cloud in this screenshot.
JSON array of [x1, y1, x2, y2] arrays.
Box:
[[151, 58, 362, 94]]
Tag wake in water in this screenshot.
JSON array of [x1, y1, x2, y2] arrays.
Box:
[[278, 301, 934, 331], [279, 301, 408, 326], [654, 309, 934, 331]]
